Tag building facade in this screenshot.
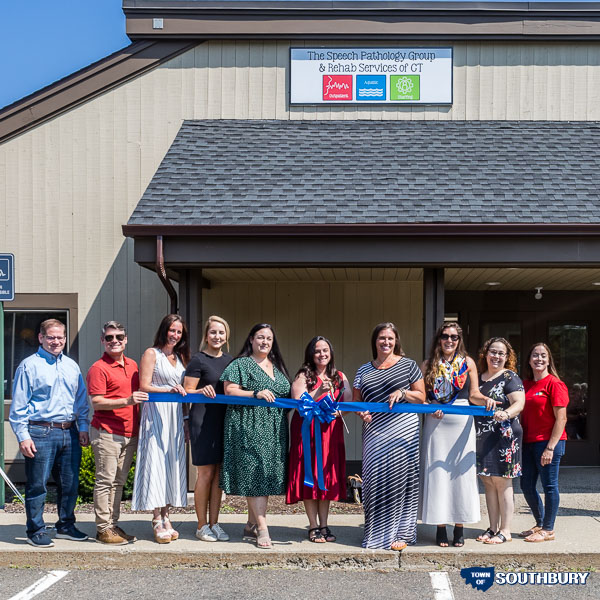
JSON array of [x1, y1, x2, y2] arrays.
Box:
[[2, 2, 600, 477]]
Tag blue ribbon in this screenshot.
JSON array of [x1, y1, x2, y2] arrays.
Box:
[[148, 392, 492, 492], [148, 392, 493, 417], [297, 391, 338, 491]]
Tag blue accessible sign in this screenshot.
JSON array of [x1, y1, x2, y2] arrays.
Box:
[[0, 253, 15, 301]]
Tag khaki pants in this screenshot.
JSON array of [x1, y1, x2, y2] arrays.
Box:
[[90, 426, 137, 532]]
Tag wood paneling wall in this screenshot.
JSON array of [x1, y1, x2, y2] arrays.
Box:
[[2, 39, 599, 462], [172, 40, 600, 121], [202, 280, 423, 460]]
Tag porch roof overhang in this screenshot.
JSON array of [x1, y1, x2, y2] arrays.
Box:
[[123, 119, 600, 268]]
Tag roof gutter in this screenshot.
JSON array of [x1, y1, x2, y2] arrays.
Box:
[[123, 223, 600, 238], [156, 235, 178, 314]]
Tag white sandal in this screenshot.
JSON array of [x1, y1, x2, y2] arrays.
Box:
[[256, 528, 273, 549], [163, 516, 179, 541], [152, 518, 171, 544]]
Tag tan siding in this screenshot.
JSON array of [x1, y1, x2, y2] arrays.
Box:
[[2, 38, 600, 462], [202, 280, 423, 460]]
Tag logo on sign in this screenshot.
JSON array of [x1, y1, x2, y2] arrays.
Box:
[[356, 75, 386, 101], [390, 75, 420, 101], [461, 567, 495, 592], [322, 75, 352, 101], [0, 259, 8, 280]]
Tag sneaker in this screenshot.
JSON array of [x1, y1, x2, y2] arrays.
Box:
[[211, 523, 230, 541], [27, 532, 54, 548], [96, 527, 128, 545], [113, 525, 136, 543], [195, 524, 217, 542], [55, 527, 88, 541]]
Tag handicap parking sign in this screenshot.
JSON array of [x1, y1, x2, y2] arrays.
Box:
[[0, 253, 15, 301], [356, 75, 386, 101]]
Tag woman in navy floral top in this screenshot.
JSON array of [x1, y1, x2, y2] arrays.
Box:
[[475, 337, 525, 545]]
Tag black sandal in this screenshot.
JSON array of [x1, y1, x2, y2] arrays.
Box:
[[453, 525, 464, 547], [436, 526, 449, 547], [476, 527, 495, 543], [321, 526, 336, 542], [309, 528, 326, 543]]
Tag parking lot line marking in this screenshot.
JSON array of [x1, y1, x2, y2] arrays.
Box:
[[429, 571, 455, 600], [8, 570, 69, 600]]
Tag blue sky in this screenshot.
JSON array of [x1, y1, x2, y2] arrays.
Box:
[[1, 1, 129, 109], [1, 0, 594, 109]]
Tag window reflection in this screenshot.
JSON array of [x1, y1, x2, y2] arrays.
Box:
[[3, 310, 69, 399], [548, 324, 588, 441]]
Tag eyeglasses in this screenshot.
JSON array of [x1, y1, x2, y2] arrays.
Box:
[[440, 334, 459, 342], [488, 350, 507, 357], [104, 334, 125, 342], [44, 336, 65, 341]]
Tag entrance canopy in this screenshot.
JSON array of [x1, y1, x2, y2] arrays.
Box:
[[123, 119, 600, 267]]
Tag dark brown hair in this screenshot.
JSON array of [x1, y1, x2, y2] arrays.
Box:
[[523, 342, 560, 381], [477, 337, 518, 374], [238, 323, 290, 380], [370, 322, 404, 360], [153, 314, 191, 366], [295, 336, 343, 392], [424, 322, 468, 391]]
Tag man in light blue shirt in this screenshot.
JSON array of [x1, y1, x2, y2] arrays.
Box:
[[10, 318, 90, 547]]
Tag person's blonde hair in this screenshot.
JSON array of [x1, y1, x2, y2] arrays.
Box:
[[200, 315, 231, 352]]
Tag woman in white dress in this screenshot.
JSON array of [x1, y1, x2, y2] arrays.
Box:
[[420, 322, 494, 547], [132, 314, 190, 543]]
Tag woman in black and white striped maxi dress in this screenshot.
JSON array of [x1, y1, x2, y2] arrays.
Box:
[[353, 323, 425, 550]]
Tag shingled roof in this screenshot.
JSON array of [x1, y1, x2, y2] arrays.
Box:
[[127, 120, 600, 226]]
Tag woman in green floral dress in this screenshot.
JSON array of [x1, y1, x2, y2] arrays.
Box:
[[220, 323, 291, 549]]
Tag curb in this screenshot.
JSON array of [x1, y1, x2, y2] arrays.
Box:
[[2, 549, 599, 571], [399, 551, 600, 572], [0, 549, 400, 571]]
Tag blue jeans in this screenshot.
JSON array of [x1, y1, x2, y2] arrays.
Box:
[[24, 424, 82, 537], [520, 439, 565, 531]]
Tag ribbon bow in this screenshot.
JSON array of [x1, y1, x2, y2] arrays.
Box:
[[297, 391, 339, 491]]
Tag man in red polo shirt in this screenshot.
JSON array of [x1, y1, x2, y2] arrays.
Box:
[[87, 321, 148, 544]]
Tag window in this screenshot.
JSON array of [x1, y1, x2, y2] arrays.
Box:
[[548, 324, 588, 441], [3, 310, 70, 400]]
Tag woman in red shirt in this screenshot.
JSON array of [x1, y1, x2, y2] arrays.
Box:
[[520, 343, 569, 543]]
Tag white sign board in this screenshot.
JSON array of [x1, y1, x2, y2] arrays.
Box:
[[290, 47, 452, 105]]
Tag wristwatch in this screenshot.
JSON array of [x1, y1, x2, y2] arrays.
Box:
[[253, 390, 258, 398]]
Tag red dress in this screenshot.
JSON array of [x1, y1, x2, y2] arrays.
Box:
[[286, 376, 346, 503]]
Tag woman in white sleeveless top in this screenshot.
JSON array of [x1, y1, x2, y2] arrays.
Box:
[[132, 314, 190, 543]]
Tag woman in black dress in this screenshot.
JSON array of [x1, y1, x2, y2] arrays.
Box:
[[475, 337, 525, 545], [183, 316, 233, 543]]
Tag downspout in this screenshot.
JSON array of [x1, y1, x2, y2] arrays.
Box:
[[156, 235, 178, 314]]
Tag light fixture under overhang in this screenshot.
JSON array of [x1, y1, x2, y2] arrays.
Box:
[[485, 282, 501, 286]]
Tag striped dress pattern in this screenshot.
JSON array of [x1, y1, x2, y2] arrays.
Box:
[[353, 358, 423, 549], [132, 348, 187, 510]]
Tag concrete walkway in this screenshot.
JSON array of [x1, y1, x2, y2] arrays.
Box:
[[1, 467, 598, 571]]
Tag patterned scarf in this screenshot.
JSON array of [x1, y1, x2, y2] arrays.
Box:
[[430, 354, 469, 404]]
